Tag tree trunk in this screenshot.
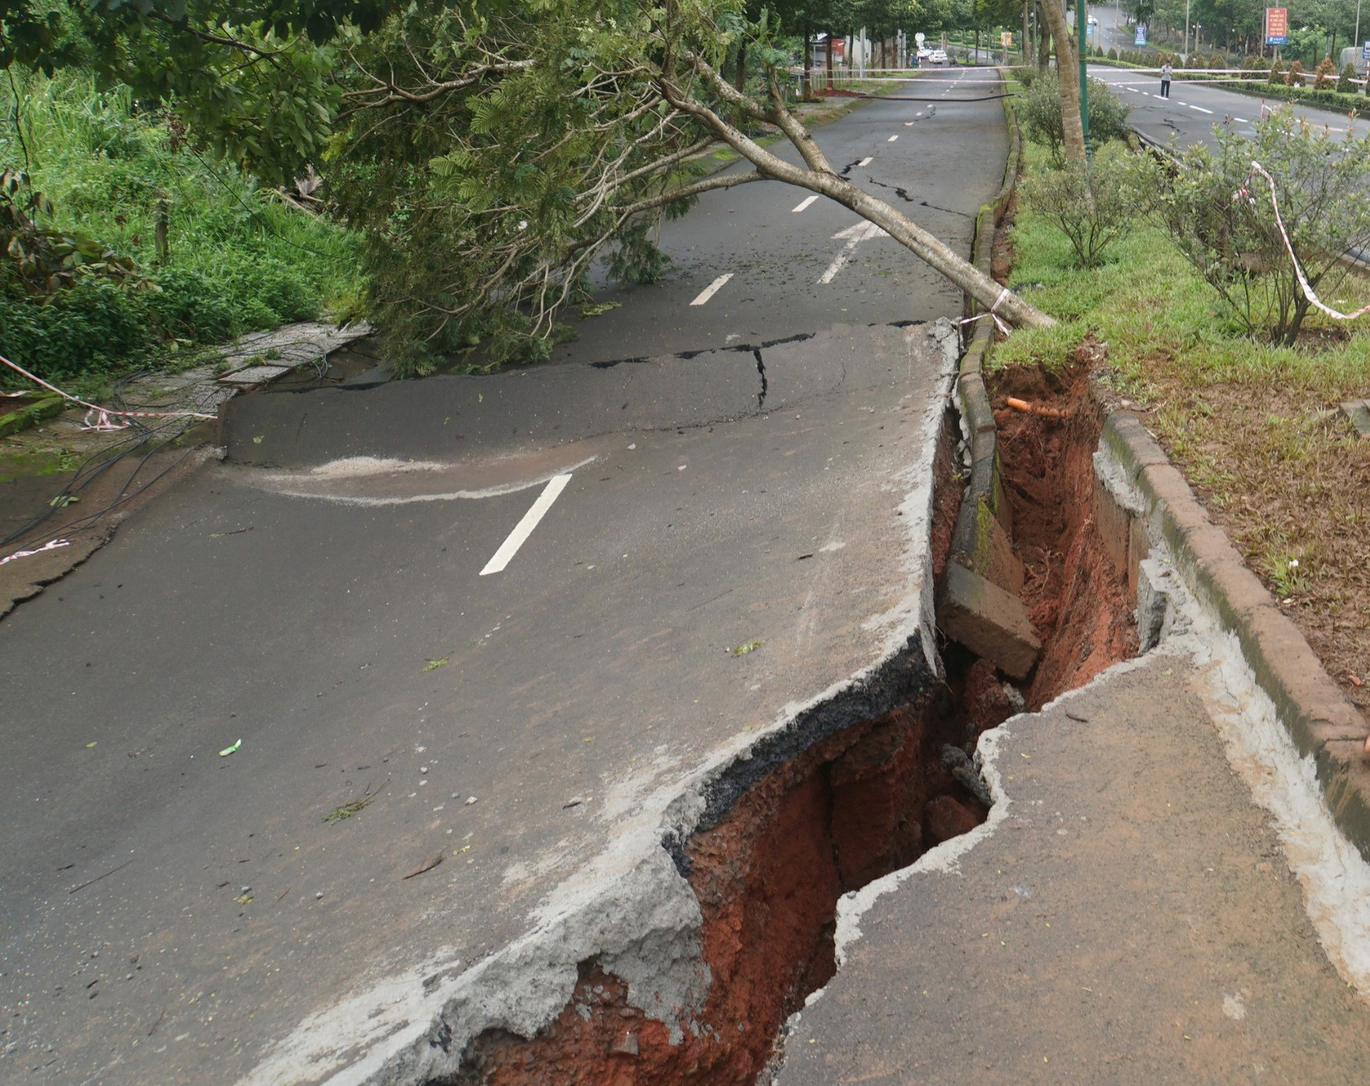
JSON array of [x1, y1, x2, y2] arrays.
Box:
[[1037, 0, 1053, 71], [735, 40, 747, 91], [1024, 0, 1033, 66], [826, 30, 834, 90], [1041, 0, 1087, 165]]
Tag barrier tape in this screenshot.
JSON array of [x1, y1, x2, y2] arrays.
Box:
[[0, 538, 70, 567], [1236, 161, 1370, 323], [960, 287, 1012, 336], [1, 352, 217, 428]]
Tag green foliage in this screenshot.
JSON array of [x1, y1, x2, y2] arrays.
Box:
[[1339, 63, 1357, 93], [1269, 59, 1284, 83], [0, 70, 361, 382], [1017, 71, 1131, 165], [1157, 107, 1370, 346], [1019, 142, 1157, 270]]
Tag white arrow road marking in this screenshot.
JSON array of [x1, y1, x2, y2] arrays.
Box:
[[480, 474, 572, 575], [792, 195, 819, 213], [819, 221, 889, 284], [689, 273, 733, 306]]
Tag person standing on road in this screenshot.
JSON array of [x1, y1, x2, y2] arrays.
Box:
[[1160, 62, 1172, 98]]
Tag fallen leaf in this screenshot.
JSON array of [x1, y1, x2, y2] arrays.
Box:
[[729, 640, 762, 657], [423, 657, 450, 672]]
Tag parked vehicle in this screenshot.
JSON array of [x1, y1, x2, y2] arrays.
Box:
[[928, 48, 948, 64]]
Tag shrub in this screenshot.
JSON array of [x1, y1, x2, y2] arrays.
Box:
[[1313, 56, 1336, 89], [1269, 59, 1284, 83], [1020, 142, 1158, 269], [0, 280, 148, 381], [1017, 71, 1132, 165], [1286, 60, 1305, 86], [1108, 47, 1118, 60], [1158, 107, 1370, 345], [1341, 63, 1359, 93]]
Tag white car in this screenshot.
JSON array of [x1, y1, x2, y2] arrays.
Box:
[[916, 47, 933, 59], [928, 49, 948, 64]]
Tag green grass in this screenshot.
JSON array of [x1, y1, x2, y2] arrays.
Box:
[[996, 138, 1370, 692], [1, 69, 364, 384]]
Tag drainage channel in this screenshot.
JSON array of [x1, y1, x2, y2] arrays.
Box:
[[427, 364, 1132, 1086]]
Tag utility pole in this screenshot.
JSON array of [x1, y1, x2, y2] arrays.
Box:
[[1079, 0, 1089, 150], [1184, 0, 1191, 62]]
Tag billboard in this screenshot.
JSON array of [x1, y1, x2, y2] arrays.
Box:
[[1135, 24, 1147, 45], [1001, 31, 1013, 48], [1265, 7, 1288, 46]]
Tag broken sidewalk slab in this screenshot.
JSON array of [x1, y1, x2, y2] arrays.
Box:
[[937, 560, 1041, 679], [215, 321, 372, 384], [1341, 399, 1370, 440], [778, 648, 1370, 1084]]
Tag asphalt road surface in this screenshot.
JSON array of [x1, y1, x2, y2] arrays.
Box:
[[1091, 63, 1370, 152], [0, 74, 1005, 1085]]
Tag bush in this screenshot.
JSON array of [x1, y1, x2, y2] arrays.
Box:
[[1020, 142, 1158, 269], [1313, 56, 1336, 89], [0, 281, 149, 381], [1017, 71, 1132, 165], [1158, 106, 1370, 345], [1108, 47, 1118, 60], [1269, 59, 1284, 83], [1340, 63, 1358, 93], [1286, 60, 1305, 86]]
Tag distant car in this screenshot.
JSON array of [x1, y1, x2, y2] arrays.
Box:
[[928, 49, 948, 64], [1088, 15, 1098, 24], [916, 47, 933, 59]]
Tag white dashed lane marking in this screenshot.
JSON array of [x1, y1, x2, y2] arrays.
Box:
[[887, 134, 899, 142], [857, 156, 873, 167], [1190, 104, 1214, 113], [792, 195, 819, 213], [689, 273, 733, 306], [479, 474, 572, 576]]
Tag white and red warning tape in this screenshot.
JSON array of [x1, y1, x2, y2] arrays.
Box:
[[1236, 161, 1370, 323], [1, 352, 217, 431], [960, 287, 1012, 336], [0, 538, 70, 566]]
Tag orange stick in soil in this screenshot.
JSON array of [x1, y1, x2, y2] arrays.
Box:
[[1005, 397, 1069, 419]]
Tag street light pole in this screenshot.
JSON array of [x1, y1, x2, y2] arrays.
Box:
[[1184, 0, 1191, 62], [1356, 0, 1363, 66]]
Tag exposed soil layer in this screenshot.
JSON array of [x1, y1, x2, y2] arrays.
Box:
[[986, 352, 1138, 708], [438, 373, 1139, 1085], [445, 699, 991, 1086]]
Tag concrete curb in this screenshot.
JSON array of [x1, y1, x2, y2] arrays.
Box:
[[950, 76, 1021, 585], [1098, 407, 1370, 864]]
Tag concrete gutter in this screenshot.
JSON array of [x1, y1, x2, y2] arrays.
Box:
[[938, 83, 1040, 676], [1096, 407, 1370, 861]]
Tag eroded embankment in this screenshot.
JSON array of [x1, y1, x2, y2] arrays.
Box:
[[430, 366, 1137, 1086]]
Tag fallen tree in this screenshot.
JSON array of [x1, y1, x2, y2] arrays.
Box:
[[333, 0, 1054, 371]]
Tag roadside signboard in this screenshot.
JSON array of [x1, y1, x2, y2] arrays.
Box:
[[1001, 31, 1013, 49], [1135, 24, 1147, 45], [1265, 8, 1288, 46], [1363, 39, 1370, 60]]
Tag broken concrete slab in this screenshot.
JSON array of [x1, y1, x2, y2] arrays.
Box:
[[779, 646, 1370, 1085], [937, 560, 1041, 679]]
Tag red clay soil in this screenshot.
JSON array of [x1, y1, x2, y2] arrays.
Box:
[[987, 356, 1138, 709], [446, 697, 991, 1086]]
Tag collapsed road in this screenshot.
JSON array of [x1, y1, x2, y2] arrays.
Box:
[[1, 70, 1028, 1084], [0, 321, 973, 1084]]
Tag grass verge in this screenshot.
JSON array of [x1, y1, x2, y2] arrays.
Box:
[[1, 69, 364, 391], [993, 142, 1370, 709]]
